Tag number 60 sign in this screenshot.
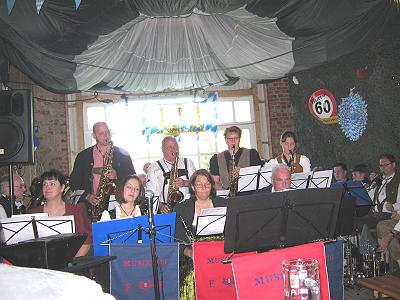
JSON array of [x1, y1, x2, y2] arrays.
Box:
[[308, 89, 338, 124]]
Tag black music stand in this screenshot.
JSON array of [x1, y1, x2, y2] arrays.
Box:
[[344, 180, 372, 217], [224, 188, 343, 254], [0, 233, 87, 269]]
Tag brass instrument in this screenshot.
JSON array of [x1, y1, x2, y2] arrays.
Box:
[[366, 173, 383, 192], [26, 177, 43, 209], [167, 152, 184, 211], [228, 146, 238, 198], [91, 141, 116, 221]]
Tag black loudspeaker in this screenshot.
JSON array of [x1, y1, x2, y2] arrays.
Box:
[[0, 89, 34, 164]]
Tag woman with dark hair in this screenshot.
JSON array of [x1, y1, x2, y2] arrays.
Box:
[[28, 169, 92, 257], [266, 130, 311, 173], [100, 174, 145, 220], [174, 169, 227, 298]]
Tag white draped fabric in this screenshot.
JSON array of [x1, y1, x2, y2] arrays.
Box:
[[0, 264, 115, 300], [74, 7, 294, 92]]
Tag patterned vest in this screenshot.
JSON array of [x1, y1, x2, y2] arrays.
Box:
[[276, 153, 303, 173], [217, 148, 251, 189]]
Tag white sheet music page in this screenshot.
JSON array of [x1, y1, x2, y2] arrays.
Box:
[[0, 214, 75, 245], [238, 165, 261, 192], [196, 207, 226, 236]]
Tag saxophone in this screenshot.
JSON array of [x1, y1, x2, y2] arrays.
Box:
[[228, 146, 238, 198], [167, 153, 184, 212], [91, 141, 116, 221]]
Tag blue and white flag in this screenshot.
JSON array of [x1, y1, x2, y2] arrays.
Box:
[[110, 243, 179, 300]]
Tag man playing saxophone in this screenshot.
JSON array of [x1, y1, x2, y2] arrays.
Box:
[[146, 136, 196, 214], [69, 122, 135, 219]]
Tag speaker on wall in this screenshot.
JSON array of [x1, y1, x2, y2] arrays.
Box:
[[0, 89, 34, 165]]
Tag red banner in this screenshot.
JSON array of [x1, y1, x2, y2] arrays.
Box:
[[193, 241, 252, 300], [231, 241, 330, 300]]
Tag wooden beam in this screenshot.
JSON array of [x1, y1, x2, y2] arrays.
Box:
[[263, 84, 273, 158], [252, 84, 264, 158], [75, 93, 85, 151]]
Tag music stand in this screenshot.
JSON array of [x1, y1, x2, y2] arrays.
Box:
[[332, 180, 371, 217], [237, 165, 262, 193], [92, 213, 176, 256], [0, 233, 87, 269], [224, 188, 343, 254], [196, 207, 226, 237]]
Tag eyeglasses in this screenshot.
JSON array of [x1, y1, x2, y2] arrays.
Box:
[[379, 162, 392, 168], [43, 181, 59, 188], [194, 183, 212, 189], [273, 178, 291, 184], [226, 137, 239, 141]]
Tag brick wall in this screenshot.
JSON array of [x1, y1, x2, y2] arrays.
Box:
[[0, 66, 69, 183], [265, 78, 294, 157]]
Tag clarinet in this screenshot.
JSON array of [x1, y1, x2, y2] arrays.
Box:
[[179, 215, 195, 243]]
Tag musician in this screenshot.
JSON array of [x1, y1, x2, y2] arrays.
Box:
[[146, 136, 196, 214], [69, 122, 135, 214], [28, 169, 92, 257], [265, 130, 310, 174], [351, 163, 368, 183], [356, 154, 400, 229], [257, 164, 292, 193], [100, 175, 144, 220], [209, 126, 262, 190], [174, 169, 226, 298], [333, 163, 348, 183], [0, 175, 27, 217]]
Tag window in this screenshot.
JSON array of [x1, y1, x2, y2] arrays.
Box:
[[83, 94, 257, 173]]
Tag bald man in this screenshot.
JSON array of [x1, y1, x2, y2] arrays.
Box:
[[70, 122, 135, 219], [256, 164, 292, 194], [271, 164, 292, 192], [0, 175, 27, 217]]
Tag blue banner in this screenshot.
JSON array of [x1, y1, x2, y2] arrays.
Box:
[[110, 243, 179, 300], [92, 213, 176, 256], [325, 240, 344, 300]]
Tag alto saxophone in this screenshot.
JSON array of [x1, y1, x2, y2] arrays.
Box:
[[91, 141, 116, 221], [167, 152, 184, 212], [228, 146, 238, 198]]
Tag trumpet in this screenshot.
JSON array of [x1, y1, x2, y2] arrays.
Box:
[[366, 173, 383, 191]]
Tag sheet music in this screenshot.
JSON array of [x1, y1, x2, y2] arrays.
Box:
[[238, 165, 262, 192], [216, 190, 229, 198], [258, 166, 273, 189], [307, 170, 333, 189], [196, 207, 226, 236], [256, 168, 333, 190], [0, 214, 75, 245]]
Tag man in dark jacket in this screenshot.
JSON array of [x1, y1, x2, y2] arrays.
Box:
[[69, 122, 135, 219]]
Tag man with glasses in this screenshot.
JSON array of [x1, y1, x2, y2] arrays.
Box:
[[356, 154, 400, 230], [0, 175, 27, 217], [209, 126, 262, 191], [147, 136, 196, 214], [271, 164, 292, 192]]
